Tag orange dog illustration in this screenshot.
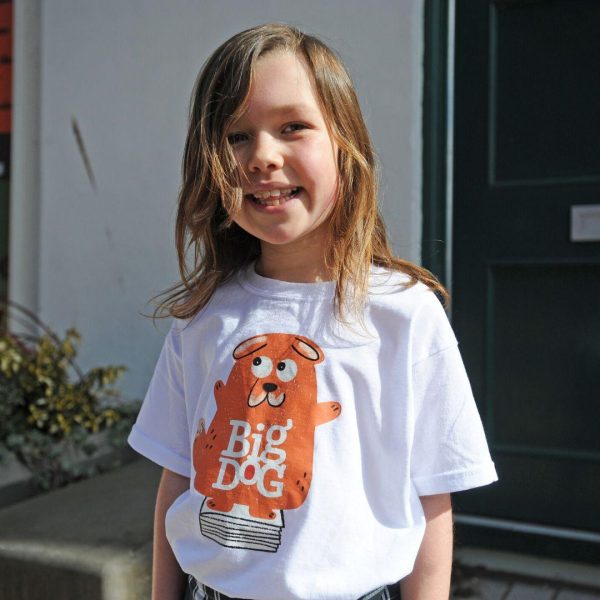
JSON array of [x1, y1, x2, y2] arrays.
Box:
[[193, 333, 341, 520]]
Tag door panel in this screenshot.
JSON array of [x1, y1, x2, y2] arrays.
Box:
[[492, 2, 600, 183]]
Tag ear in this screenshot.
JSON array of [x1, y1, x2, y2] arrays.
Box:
[[233, 334, 268, 360], [291, 335, 323, 364]]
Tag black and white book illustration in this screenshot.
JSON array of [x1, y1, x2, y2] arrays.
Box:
[[199, 498, 285, 553]]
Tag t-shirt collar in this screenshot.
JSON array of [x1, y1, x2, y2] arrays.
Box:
[[237, 261, 336, 301]]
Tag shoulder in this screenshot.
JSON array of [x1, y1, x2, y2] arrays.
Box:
[[368, 267, 456, 361], [368, 266, 442, 318], [171, 273, 246, 333]]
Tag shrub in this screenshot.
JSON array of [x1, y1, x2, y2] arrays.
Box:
[[0, 300, 139, 490]]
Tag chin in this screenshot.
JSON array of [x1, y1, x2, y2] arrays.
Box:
[[262, 234, 304, 246], [250, 227, 305, 246]]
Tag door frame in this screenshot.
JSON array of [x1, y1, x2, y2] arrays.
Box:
[[422, 0, 452, 291]]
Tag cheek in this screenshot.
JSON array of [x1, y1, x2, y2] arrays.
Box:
[[305, 141, 338, 185], [231, 151, 247, 179], [324, 153, 340, 201]]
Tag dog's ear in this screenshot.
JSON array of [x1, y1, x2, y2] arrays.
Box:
[[233, 335, 268, 360], [291, 336, 323, 364]]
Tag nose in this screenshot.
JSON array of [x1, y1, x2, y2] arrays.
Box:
[[263, 383, 278, 392], [247, 133, 284, 173]]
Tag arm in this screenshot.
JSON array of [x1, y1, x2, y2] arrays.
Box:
[[152, 468, 190, 600], [399, 493, 453, 600]]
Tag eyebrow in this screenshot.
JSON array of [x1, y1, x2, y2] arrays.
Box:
[[271, 103, 318, 115], [228, 103, 320, 131]]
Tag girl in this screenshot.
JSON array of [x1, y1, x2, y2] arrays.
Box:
[[129, 23, 497, 600]]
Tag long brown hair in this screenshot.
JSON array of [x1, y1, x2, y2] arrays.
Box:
[[153, 23, 447, 321]]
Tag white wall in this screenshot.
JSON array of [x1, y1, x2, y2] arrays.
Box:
[[13, 0, 424, 399]]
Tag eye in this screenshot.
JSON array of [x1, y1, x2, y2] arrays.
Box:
[[275, 359, 297, 383], [227, 132, 248, 145], [251, 356, 273, 378], [282, 123, 307, 134]]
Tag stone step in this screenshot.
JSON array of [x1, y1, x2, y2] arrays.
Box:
[[0, 459, 161, 600], [453, 547, 600, 600]]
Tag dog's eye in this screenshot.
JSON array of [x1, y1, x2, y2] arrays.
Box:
[[275, 359, 297, 383], [251, 356, 272, 378]]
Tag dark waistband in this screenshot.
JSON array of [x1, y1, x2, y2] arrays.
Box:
[[186, 577, 401, 600]]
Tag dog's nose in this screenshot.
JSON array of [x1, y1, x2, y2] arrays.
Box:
[[263, 383, 277, 392]]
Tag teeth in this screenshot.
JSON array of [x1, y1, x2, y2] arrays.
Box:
[[256, 197, 284, 206], [253, 187, 291, 199], [251, 187, 299, 204]]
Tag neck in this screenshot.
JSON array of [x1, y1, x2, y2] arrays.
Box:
[[256, 236, 334, 283]]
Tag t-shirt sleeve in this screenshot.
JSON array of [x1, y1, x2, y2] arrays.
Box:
[[128, 322, 191, 477], [409, 293, 498, 496]]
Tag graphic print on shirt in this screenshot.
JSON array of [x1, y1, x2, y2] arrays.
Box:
[[193, 333, 341, 552]]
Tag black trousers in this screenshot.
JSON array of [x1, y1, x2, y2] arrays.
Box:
[[184, 576, 401, 600]]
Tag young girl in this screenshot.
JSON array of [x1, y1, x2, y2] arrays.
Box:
[[128, 23, 497, 600]]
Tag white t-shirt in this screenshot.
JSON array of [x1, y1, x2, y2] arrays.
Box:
[[129, 263, 497, 600]]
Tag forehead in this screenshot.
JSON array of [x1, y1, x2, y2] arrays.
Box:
[[238, 51, 324, 120]]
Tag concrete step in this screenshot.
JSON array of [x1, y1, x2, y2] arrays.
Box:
[[0, 459, 161, 600]]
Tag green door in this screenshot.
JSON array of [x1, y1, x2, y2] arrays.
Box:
[[452, 0, 600, 556]]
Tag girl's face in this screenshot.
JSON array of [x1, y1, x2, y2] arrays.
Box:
[[226, 51, 338, 251]]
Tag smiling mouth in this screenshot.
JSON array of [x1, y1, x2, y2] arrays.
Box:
[[247, 187, 302, 206]]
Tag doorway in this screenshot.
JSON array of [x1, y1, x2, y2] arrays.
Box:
[[423, 0, 600, 562]]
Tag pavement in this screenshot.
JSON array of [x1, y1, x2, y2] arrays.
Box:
[[0, 458, 599, 599]]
